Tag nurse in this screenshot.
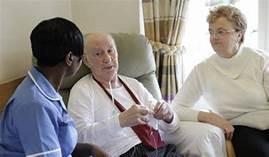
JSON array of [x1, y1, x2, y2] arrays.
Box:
[[0, 17, 106, 157]]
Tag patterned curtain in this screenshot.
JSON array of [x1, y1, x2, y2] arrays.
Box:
[[142, 0, 189, 103]]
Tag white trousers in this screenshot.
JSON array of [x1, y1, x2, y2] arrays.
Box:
[[162, 122, 227, 157]]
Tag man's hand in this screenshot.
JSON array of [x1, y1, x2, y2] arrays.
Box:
[[153, 101, 174, 123], [119, 104, 151, 127]]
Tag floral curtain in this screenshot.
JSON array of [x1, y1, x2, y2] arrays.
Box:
[[142, 0, 189, 103]]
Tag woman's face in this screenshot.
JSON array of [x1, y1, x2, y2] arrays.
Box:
[[209, 17, 242, 58]]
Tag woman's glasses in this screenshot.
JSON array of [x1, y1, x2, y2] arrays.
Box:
[[209, 29, 236, 37]]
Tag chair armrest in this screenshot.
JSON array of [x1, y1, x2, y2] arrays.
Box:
[[0, 77, 24, 112], [226, 140, 236, 157]]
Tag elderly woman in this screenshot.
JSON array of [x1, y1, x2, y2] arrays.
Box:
[[172, 4, 269, 157]]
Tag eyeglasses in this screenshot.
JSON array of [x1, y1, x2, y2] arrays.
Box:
[[209, 29, 236, 37]]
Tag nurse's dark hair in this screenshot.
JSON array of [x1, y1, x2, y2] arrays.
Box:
[[30, 17, 84, 66]]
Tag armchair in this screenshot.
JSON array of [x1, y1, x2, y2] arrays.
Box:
[[0, 77, 24, 112]]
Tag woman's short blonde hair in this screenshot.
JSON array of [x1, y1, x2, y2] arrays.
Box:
[[207, 4, 247, 43]]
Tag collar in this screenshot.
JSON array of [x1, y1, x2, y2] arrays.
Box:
[[208, 46, 251, 79], [28, 67, 66, 110]]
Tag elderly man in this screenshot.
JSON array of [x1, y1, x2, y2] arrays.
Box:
[[68, 33, 180, 157]]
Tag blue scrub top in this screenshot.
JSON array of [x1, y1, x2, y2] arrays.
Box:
[[0, 67, 77, 157]]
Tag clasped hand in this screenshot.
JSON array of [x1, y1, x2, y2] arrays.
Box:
[[199, 111, 234, 140], [119, 101, 173, 128], [152, 101, 174, 123]]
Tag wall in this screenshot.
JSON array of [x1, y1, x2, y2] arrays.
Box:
[[0, 0, 72, 83], [71, 0, 144, 34], [0, 0, 144, 83]]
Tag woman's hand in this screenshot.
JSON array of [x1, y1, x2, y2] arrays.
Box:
[[198, 111, 234, 140]]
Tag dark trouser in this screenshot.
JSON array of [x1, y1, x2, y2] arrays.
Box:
[[232, 125, 269, 157], [120, 143, 180, 157], [72, 143, 95, 157]]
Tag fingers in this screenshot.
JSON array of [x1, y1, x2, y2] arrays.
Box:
[[137, 105, 151, 124], [138, 116, 150, 124], [120, 104, 152, 126], [151, 101, 173, 123], [224, 126, 234, 140], [208, 112, 234, 140], [154, 101, 168, 115], [120, 102, 173, 128], [154, 101, 165, 114], [225, 131, 233, 140], [139, 105, 152, 115]]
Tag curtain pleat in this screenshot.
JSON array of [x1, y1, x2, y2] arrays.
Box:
[[143, 0, 189, 102]]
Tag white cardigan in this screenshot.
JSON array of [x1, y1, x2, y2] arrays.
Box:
[[68, 75, 179, 156], [172, 46, 269, 130]]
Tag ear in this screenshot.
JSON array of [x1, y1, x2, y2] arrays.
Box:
[[65, 51, 73, 66], [237, 32, 243, 42], [83, 54, 91, 68]]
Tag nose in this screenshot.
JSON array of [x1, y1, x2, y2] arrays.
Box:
[[210, 32, 219, 39], [103, 51, 112, 63]]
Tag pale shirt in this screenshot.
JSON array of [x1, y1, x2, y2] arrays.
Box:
[[68, 75, 179, 157], [172, 46, 269, 130]]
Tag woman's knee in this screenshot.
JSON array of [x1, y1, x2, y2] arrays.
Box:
[[182, 122, 224, 142], [165, 122, 226, 157]]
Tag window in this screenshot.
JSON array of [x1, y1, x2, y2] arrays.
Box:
[[258, 0, 269, 52], [182, 0, 258, 78]]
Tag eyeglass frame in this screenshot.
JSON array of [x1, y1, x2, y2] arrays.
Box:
[[208, 29, 238, 37]]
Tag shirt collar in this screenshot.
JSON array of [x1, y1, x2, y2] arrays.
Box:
[[208, 46, 251, 79], [28, 67, 66, 110], [28, 67, 61, 101]]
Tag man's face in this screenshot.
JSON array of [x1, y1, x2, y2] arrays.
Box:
[[84, 35, 118, 82]]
